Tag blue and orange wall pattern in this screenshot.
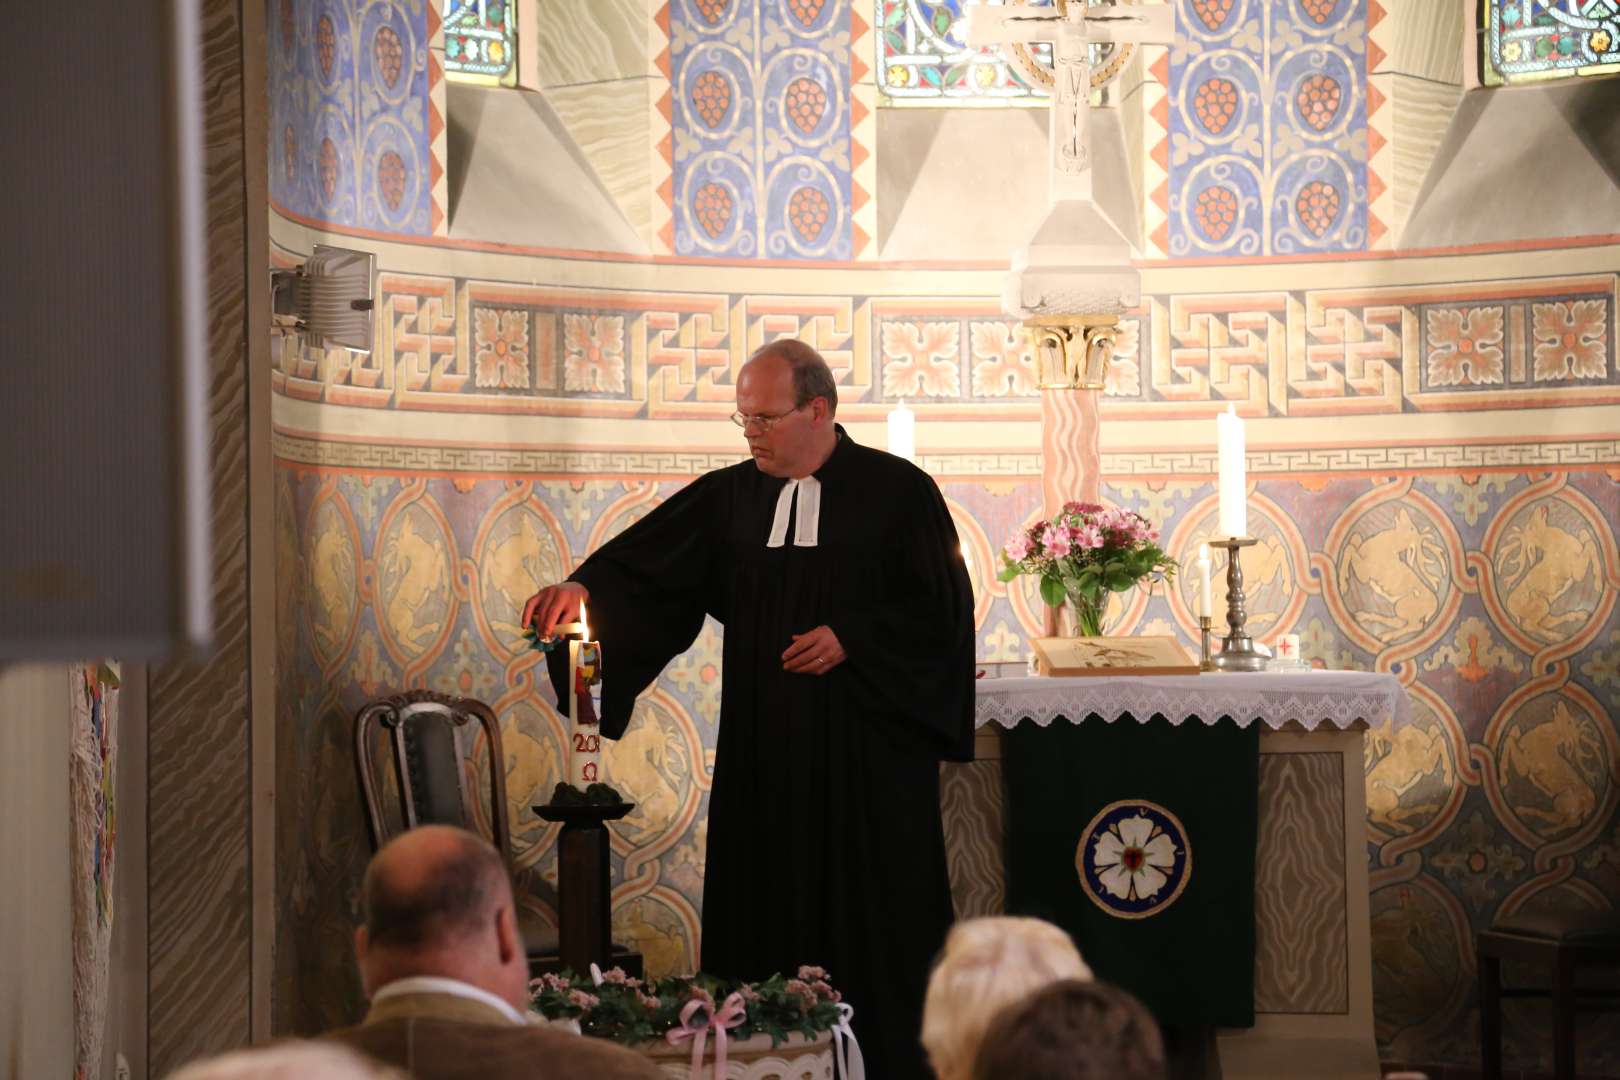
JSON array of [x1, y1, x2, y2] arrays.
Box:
[[269, 0, 438, 235], [670, 0, 856, 259]]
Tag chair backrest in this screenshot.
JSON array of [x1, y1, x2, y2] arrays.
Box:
[[353, 689, 512, 864]]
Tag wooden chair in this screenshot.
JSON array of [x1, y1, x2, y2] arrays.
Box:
[[354, 689, 560, 966], [1477, 909, 1620, 1080]]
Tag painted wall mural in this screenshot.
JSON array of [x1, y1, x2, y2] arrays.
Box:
[[272, 407, 1620, 1067], [268, 0, 1618, 1071], [1169, 0, 1370, 256], [667, 0, 859, 259], [269, 0, 442, 234]]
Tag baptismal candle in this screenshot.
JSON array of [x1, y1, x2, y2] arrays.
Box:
[[1196, 543, 1212, 619], [888, 400, 916, 462], [1276, 633, 1301, 662], [568, 602, 603, 787], [1217, 404, 1247, 538]]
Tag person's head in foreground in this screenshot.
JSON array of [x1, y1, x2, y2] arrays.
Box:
[[921, 916, 1093, 1080], [355, 824, 528, 1011], [166, 1041, 404, 1080], [970, 978, 1167, 1080], [733, 338, 839, 479]]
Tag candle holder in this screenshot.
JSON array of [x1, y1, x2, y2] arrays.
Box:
[[1199, 615, 1217, 672], [1209, 537, 1267, 672], [535, 797, 642, 978]]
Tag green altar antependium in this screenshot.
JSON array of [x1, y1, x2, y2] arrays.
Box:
[[1002, 715, 1260, 1027]]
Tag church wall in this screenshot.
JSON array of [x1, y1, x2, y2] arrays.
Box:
[[267, 0, 1620, 1072]]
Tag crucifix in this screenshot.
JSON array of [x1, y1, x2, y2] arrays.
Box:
[[967, 0, 1174, 205], [967, 0, 1174, 634]]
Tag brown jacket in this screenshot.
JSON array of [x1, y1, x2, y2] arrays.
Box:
[[326, 991, 663, 1080]]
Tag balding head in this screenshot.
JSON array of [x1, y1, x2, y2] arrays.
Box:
[[749, 338, 838, 419], [736, 338, 839, 478], [355, 826, 528, 1010]]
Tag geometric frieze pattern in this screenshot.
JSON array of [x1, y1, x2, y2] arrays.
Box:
[[271, 273, 1620, 421], [274, 454, 1620, 1069], [270, 430, 1620, 479]]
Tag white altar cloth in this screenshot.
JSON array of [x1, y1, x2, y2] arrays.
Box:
[[974, 671, 1408, 732]]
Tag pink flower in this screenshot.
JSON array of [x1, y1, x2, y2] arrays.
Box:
[[600, 967, 628, 984], [784, 979, 817, 1011], [797, 965, 829, 982], [739, 984, 762, 1004], [1076, 524, 1104, 549], [637, 991, 662, 1010], [569, 989, 600, 1010], [1004, 533, 1033, 561], [1042, 526, 1072, 558], [538, 973, 571, 992], [810, 980, 841, 1003]]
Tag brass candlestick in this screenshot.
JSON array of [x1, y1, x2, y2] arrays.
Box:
[[1199, 615, 1216, 672], [1209, 537, 1267, 672]]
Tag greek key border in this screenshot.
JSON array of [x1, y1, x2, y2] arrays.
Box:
[[271, 430, 1620, 478]]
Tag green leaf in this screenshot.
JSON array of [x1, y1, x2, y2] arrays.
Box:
[[1039, 575, 1067, 608]]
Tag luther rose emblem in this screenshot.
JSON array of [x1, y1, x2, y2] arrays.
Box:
[[1077, 800, 1191, 919]]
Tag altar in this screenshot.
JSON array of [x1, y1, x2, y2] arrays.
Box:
[[941, 669, 1407, 1080]]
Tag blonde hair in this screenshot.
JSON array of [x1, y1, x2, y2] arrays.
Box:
[[921, 917, 1092, 1080], [166, 1041, 406, 1080]]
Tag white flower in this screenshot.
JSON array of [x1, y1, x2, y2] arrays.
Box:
[[1092, 814, 1178, 901]]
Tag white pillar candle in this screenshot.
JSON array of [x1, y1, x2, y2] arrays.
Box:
[[568, 602, 602, 788], [888, 400, 916, 462], [1217, 404, 1247, 538], [1196, 543, 1212, 619]]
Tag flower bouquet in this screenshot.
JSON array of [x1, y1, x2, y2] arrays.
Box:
[[531, 966, 860, 1080], [998, 503, 1177, 636]]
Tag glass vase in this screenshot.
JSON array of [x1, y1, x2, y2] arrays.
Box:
[[1065, 591, 1106, 637]]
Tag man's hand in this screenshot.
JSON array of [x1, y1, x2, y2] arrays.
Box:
[[521, 581, 591, 638], [782, 625, 846, 675]]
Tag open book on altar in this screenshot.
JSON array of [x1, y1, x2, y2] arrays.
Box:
[[1030, 635, 1200, 677]]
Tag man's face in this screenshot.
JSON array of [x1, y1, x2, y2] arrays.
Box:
[[735, 356, 820, 478]]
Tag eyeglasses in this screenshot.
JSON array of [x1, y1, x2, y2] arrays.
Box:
[[729, 404, 806, 432]]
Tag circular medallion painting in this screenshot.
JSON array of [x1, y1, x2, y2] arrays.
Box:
[[1489, 496, 1606, 649], [1076, 799, 1192, 920]]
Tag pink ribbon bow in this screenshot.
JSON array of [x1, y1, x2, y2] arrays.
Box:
[[665, 992, 746, 1079]]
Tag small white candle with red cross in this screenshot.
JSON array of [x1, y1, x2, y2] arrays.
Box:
[[568, 602, 603, 787], [1275, 633, 1301, 663]]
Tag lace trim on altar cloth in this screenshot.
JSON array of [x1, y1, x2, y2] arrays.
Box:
[[973, 673, 1410, 732]]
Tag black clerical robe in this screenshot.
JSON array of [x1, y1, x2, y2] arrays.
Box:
[[569, 425, 974, 1079]]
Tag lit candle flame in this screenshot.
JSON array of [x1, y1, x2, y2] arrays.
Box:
[[580, 600, 590, 641]]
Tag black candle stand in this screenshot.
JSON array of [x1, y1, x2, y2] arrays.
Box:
[[534, 799, 642, 978]]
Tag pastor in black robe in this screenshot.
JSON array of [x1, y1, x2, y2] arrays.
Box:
[[568, 425, 975, 1079]]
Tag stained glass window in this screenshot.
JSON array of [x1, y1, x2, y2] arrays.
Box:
[[443, 0, 517, 86], [1483, 0, 1620, 85], [877, 0, 1057, 104]]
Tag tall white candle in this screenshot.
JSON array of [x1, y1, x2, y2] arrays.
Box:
[[1217, 404, 1247, 538], [888, 400, 916, 462], [568, 602, 602, 788], [1196, 543, 1212, 619]]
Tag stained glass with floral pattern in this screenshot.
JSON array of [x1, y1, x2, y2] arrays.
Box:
[[443, 0, 517, 86], [1483, 0, 1620, 85], [877, 0, 1057, 104]]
